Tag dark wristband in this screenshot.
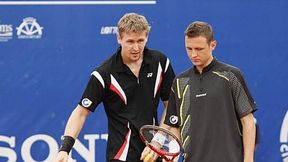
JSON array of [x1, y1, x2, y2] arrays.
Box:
[[59, 135, 75, 153]]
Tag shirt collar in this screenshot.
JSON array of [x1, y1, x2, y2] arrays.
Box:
[[193, 56, 217, 74], [115, 46, 152, 72]]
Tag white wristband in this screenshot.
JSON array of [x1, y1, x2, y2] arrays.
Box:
[[151, 132, 166, 146]]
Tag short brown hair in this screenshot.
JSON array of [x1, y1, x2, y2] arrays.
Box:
[[117, 13, 150, 37], [185, 21, 214, 44]]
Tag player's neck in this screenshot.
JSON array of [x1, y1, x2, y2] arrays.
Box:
[[197, 56, 213, 74], [124, 57, 143, 77]]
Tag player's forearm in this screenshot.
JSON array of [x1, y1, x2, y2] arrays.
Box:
[[241, 113, 256, 162], [64, 105, 90, 139]]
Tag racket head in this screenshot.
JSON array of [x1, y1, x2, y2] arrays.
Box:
[[139, 125, 182, 161]]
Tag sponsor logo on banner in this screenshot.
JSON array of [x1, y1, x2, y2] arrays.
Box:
[[280, 111, 288, 162], [16, 17, 43, 39], [0, 23, 13, 42], [100, 26, 152, 35], [0, 133, 108, 161], [100, 26, 118, 35]]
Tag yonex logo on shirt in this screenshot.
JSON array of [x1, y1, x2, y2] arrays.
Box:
[[147, 73, 153, 78]]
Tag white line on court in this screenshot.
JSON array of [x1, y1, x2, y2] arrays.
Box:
[[0, 1, 156, 5]]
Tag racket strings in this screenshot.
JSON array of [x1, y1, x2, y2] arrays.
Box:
[[140, 125, 182, 161], [146, 129, 180, 154]]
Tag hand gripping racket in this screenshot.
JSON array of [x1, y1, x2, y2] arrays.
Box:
[[139, 125, 182, 162]]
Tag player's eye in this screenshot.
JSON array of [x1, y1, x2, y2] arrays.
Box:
[[195, 48, 204, 51]]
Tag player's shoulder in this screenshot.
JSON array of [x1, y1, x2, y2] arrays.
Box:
[[215, 60, 242, 74], [176, 67, 194, 78], [214, 60, 246, 81], [144, 48, 172, 72], [145, 47, 169, 61], [171, 68, 193, 89], [92, 54, 115, 76]]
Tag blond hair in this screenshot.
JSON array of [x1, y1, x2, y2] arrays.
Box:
[[117, 13, 150, 37]]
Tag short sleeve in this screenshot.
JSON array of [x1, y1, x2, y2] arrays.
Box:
[[230, 69, 257, 118], [164, 81, 180, 127], [78, 70, 105, 112], [160, 57, 175, 101]]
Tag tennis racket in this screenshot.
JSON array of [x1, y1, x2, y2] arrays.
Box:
[[139, 125, 182, 162]]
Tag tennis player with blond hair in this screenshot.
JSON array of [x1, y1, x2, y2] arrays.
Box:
[[53, 12, 175, 162]]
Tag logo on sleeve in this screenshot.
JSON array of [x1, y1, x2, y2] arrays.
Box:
[[169, 115, 178, 125], [81, 98, 92, 108]]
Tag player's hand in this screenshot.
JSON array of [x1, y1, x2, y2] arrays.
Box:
[[53, 151, 69, 162], [162, 156, 179, 162], [140, 142, 161, 162], [140, 146, 158, 162]]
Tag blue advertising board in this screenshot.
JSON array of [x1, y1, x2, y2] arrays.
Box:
[[1, 0, 288, 161]]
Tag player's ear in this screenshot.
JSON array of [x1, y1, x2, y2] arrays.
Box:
[[116, 33, 122, 44], [145, 35, 149, 43], [211, 40, 217, 50]]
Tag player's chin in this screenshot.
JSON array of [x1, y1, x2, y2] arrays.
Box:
[[130, 55, 141, 61], [192, 61, 201, 66], [192, 58, 203, 63]]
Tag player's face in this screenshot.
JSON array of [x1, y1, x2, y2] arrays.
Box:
[[185, 36, 216, 71], [117, 31, 148, 63]]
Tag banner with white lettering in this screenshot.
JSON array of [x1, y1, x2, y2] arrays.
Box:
[[0, 0, 288, 161]]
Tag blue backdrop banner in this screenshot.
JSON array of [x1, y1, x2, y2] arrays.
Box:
[[0, 0, 288, 161]]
